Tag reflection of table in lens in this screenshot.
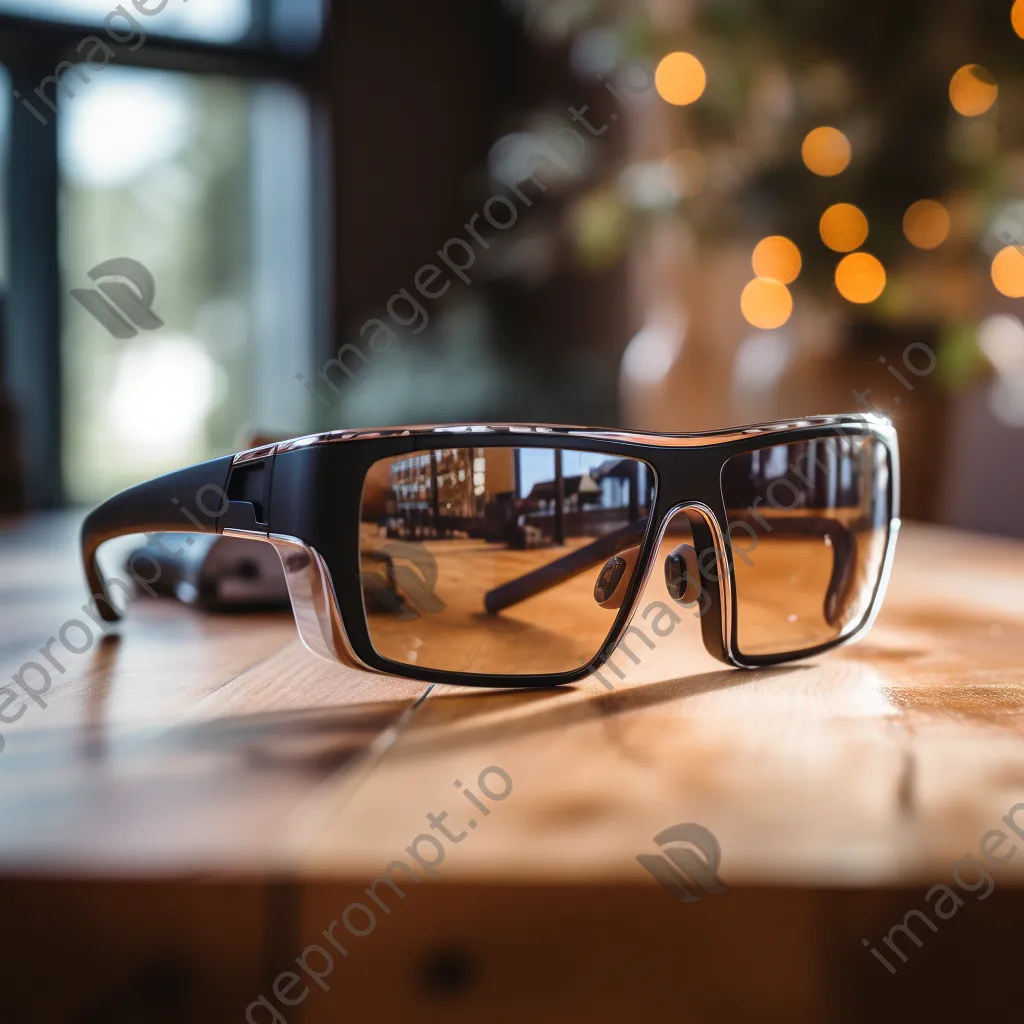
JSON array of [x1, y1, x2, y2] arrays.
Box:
[[2, 514, 1024, 1021], [359, 525, 623, 674]]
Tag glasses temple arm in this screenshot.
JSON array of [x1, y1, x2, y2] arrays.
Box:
[[80, 455, 235, 623]]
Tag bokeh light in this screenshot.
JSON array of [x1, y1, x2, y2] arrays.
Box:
[[991, 245, 1024, 298], [667, 148, 708, 198], [835, 253, 887, 304], [655, 52, 707, 106], [819, 203, 868, 253], [741, 277, 793, 329], [903, 200, 951, 249], [978, 315, 1024, 373], [110, 335, 220, 457], [571, 190, 626, 270], [752, 236, 802, 284], [1015, 0, 1024, 40], [801, 127, 851, 177], [733, 331, 793, 394], [949, 64, 998, 117]]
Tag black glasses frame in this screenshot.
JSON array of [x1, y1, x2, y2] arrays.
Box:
[[81, 414, 899, 688]]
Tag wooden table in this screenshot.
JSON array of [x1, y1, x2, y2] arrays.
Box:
[[1, 513, 1023, 1023]]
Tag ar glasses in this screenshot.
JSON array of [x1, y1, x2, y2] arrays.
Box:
[[81, 415, 899, 687]]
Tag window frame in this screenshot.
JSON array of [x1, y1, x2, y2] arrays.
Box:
[[0, 0, 327, 506]]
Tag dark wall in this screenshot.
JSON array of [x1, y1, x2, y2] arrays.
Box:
[[323, 0, 633, 427]]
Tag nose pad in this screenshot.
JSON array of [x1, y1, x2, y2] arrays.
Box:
[[664, 543, 702, 605], [594, 544, 640, 609], [823, 525, 857, 628]]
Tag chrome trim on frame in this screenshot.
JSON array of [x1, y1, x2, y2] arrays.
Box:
[[223, 528, 367, 670], [832, 423, 901, 653], [232, 413, 895, 462]]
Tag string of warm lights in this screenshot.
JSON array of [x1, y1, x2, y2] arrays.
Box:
[[647, 0, 1024, 329]]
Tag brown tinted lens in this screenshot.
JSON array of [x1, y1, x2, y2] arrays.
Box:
[[359, 447, 653, 675], [721, 436, 891, 657]]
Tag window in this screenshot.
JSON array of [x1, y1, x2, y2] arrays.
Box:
[[0, 1, 327, 506], [59, 66, 317, 502], [0, 0, 252, 44], [0, 0, 326, 49]]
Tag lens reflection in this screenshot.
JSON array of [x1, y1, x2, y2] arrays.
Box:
[[721, 436, 891, 657], [359, 447, 653, 675]]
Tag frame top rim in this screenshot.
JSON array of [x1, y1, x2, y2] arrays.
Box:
[[233, 413, 895, 464]]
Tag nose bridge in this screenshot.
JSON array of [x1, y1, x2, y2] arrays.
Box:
[[636, 450, 738, 667], [650, 448, 727, 528], [654, 501, 733, 600]]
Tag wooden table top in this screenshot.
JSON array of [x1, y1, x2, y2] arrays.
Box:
[[2, 511, 1022, 888]]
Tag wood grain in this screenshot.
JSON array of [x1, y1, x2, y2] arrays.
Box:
[[1, 513, 1023, 1022]]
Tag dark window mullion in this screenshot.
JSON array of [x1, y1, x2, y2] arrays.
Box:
[[5, 67, 61, 506]]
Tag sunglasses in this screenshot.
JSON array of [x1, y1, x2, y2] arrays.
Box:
[[81, 414, 899, 687]]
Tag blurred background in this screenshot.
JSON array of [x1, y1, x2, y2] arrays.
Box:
[[0, 0, 1022, 535]]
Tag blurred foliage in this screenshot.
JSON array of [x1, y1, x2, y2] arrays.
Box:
[[938, 321, 986, 390], [514, 0, 1024, 388]]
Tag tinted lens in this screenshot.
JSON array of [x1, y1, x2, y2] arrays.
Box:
[[721, 436, 891, 657], [359, 447, 653, 675]]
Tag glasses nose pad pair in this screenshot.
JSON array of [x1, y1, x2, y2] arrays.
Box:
[[664, 543, 702, 605], [593, 544, 640, 609]]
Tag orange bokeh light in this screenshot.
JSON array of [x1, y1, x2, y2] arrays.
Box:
[[741, 277, 793, 329], [1015, 0, 1024, 39], [991, 245, 1024, 298], [655, 52, 707, 106], [903, 200, 951, 250], [835, 253, 887, 304], [752, 236, 802, 284], [819, 203, 869, 253], [801, 127, 851, 177], [949, 65, 998, 117]]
